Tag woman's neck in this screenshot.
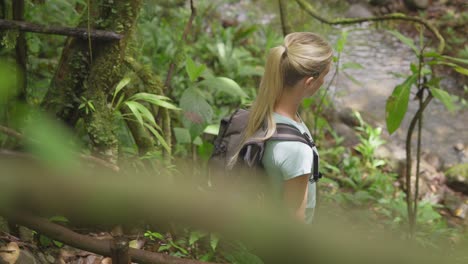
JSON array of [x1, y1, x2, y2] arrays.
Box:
[[274, 89, 302, 122]]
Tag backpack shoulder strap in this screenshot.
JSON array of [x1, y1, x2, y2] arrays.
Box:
[[270, 123, 322, 182], [270, 123, 315, 148]]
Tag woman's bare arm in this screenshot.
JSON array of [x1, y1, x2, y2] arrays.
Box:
[[283, 174, 309, 222]]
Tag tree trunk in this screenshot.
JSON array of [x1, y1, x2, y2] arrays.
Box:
[[42, 0, 143, 161], [13, 0, 26, 103]]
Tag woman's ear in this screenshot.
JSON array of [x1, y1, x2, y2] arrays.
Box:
[[304, 76, 314, 86]]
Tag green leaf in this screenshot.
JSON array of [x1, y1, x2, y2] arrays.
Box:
[[185, 57, 206, 82], [174, 127, 192, 144], [423, 51, 441, 58], [39, 235, 52, 247], [145, 231, 164, 240], [389, 30, 418, 55], [112, 77, 131, 105], [210, 233, 219, 251], [193, 136, 203, 146], [180, 88, 214, 139], [454, 66, 468, 76], [129, 93, 180, 110], [125, 101, 145, 125], [442, 55, 468, 65], [189, 231, 206, 246], [429, 87, 455, 112], [199, 77, 248, 99], [49, 215, 68, 223], [343, 72, 362, 86], [385, 75, 417, 134], [198, 142, 214, 161], [203, 124, 220, 135], [169, 240, 188, 255], [144, 123, 170, 152], [341, 62, 364, 70], [336, 30, 348, 53]]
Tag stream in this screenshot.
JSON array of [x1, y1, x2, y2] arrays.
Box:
[[329, 25, 467, 167]]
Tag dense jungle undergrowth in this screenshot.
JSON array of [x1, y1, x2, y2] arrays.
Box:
[[0, 0, 468, 263]]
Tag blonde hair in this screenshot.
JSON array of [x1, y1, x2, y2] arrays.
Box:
[[229, 32, 333, 167]]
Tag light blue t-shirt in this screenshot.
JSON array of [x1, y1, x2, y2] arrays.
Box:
[[261, 113, 318, 223]]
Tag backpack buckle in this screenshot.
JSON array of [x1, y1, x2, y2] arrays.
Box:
[[310, 172, 323, 183]]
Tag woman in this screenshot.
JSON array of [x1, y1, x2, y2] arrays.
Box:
[[232, 32, 333, 223]]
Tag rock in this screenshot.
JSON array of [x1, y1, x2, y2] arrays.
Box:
[[422, 151, 444, 171], [345, 3, 374, 18], [0, 242, 19, 264], [337, 107, 360, 127], [399, 159, 446, 204], [445, 163, 468, 195], [330, 122, 360, 147], [443, 188, 468, 219]]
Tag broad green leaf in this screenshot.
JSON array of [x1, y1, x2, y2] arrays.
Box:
[[113, 77, 131, 104], [189, 231, 206, 246], [125, 101, 144, 125], [199, 77, 248, 99], [193, 136, 203, 146], [341, 62, 364, 70], [385, 75, 417, 134], [129, 93, 180, 110], [185, 57, 206, 82], [429, 87, 455, 112], [389, 30, 418, 55], [125, 100, 157, 127], [336, 30, 348, 53], [173, 127, 191, 144], [203, 124, 220, 135], [210, 233, 219, 251], [180, 88, 214, 139], [144, 123, 170, 152]]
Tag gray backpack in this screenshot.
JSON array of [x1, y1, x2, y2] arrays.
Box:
[[209, 108, 322, 183]]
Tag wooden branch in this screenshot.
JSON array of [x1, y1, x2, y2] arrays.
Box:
[[0, 19, 122, 40], [5, 212, 214, 264], [0, 125, 24, 140], [164, 0, 196, 90], [405, 93, 433, 235], [295, 0, 445, 53], [13, 0, 27, 102], [278, 0, 292, 36]]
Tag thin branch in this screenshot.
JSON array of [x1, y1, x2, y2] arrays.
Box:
[[278, 0, 292, 36], [0, 125, 24, 140], [164, 0, 196, 90], [405, 93, 433, 236], [295, 0, 445, 53], [5, 212, 215, 264], [0, 19, 122, 40]]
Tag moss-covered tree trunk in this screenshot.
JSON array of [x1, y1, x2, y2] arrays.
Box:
[[42, 0, 142, 162]]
